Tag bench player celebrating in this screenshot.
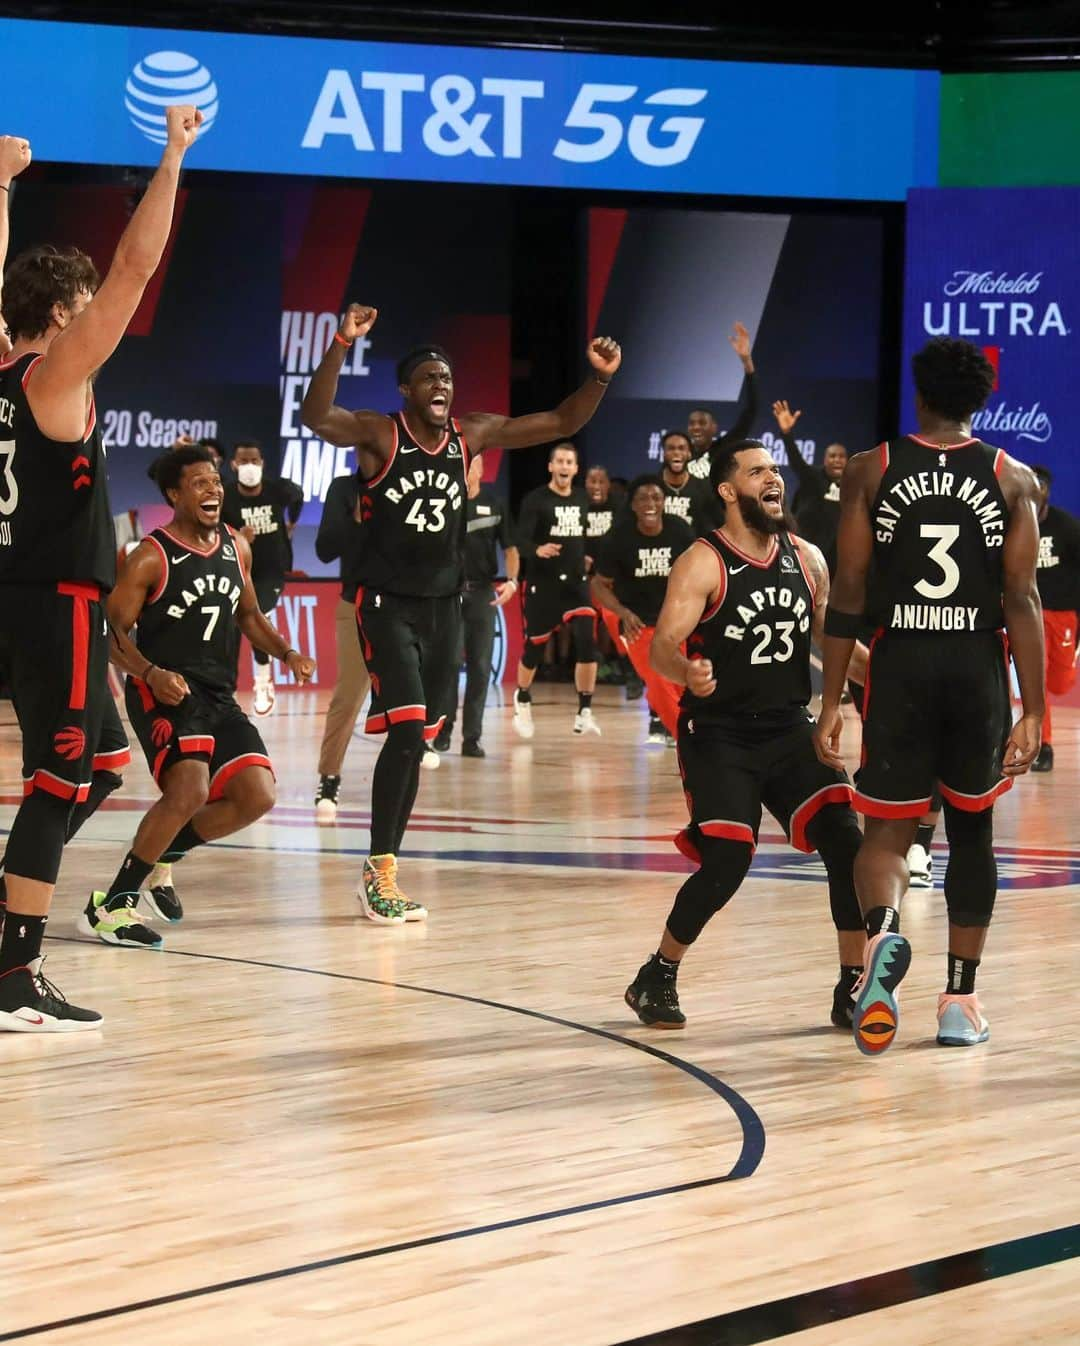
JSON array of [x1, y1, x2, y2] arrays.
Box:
[[816, 337, 1044, 1055], [625, 440, 868, 1030], [79, 446, 314, 947], [591, 475, 694, 740], [302, 305, 621, 924]]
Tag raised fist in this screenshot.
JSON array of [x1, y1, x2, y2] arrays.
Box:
[[165, 105, 204, 152], [340, 304, 378, 342], [0, 135, 31, 185], [587, 336, 621, 380]]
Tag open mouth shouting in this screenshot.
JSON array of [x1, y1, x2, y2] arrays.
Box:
[[429, 392, 450, 420], [197, 491, 222, 524], [761, 483, 784, 512]]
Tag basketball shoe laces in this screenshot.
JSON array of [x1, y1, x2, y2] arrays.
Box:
[[649, 976, 681, 1011], [367, 859, 407, 915], [30, 958, 68, 1012]]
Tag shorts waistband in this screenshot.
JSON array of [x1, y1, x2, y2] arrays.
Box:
[[56, 581, 102, 601]]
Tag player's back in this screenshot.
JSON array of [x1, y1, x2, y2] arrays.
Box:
[[135, 524, 245, 693], [0, 352, 115, 589], [869, 434, 1007, 636]]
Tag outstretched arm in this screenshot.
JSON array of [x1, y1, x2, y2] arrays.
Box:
[[27, 108, 201, 443], [650, 542, 720, 697], [0, 135, 32, 356], [301, 304, 394, 467], [234, 536, 316, 681], [1001, 461, 1046, 775], [802, 538, 867, 684], [772, 400, 816, 488], [462, 337, 621, 452], [718, 321, 757, 444]]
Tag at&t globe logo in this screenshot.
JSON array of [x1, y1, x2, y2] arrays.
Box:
[[125, 51, 219, 145]]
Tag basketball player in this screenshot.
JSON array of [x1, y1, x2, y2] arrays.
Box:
[[80, 445, 315, 947], [514, 442, 602, 738], [0, 107, 201, 1031], [815, 337, 1044, 1054], [591, 475, 693, 739], [222, 439, 304, 716], [1030, 465, 1080, 772], [625, 441, 868, 1030], [302, 306, 621, 923], [771, 399, 848, 574], [658, 431, 718, 536], [685, 322, 757, 481]]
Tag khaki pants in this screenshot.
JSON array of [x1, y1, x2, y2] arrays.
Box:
[[317, 598, 372, 777]]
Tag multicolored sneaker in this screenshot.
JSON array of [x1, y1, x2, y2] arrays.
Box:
[[385, 859, 428, 923], [625, 956, 686, 1029], [852, 931, 911, 1056], [77, 891, 163, 949], [141, 863, 183, 922], [936, 993, 990, 1047], [358, 856, 408, 925]]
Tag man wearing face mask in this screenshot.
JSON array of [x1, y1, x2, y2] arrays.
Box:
[[222, 439, 304, 715]]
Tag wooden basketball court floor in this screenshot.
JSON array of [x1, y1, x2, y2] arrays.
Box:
[[1, 686, 1077, 1345]]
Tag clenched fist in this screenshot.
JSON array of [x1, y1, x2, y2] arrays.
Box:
[[165, 105, 204, 152], [587, 336, 621, 381], [340, 304, 378, 343], [286, 650, 317, 685], [685, 656, 716, 699], [0, 135, 31, 186]]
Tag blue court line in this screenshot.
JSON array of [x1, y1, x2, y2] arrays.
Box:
[[1, 939, 765, 1343]]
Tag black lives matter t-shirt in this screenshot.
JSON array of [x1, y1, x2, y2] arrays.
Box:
[[595, 515, 694, 626], [222, 478, 303, 584], [516, 484, 590, 582], [1036, 504, 1080, 612]]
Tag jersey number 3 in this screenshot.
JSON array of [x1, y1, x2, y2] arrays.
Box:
[[0, 440, 18, 519], [914, 524, 961, 600]]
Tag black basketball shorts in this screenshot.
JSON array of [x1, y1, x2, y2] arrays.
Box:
[[0, 581, 131, 801], [126, 675, 271, 799], [675, 710, 854, 858], [523, 576, 596, 648], [855, 630, 1013, 818], [355, 588, 461, 742]]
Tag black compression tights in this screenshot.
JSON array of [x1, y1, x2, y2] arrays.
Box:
[[370, 720, 426, 856], [665, 835, 754, 946]]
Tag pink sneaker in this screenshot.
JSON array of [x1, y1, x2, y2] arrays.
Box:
[[936, 993, 990, 1046]]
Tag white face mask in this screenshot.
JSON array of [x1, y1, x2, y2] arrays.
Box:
[[237, 463, 263, 488]]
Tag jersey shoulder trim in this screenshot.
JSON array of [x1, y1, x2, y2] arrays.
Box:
[[400, 409, 450, 457], [693, 535, 728, 623], [156, 525, 223, 559], [224, 524, 249, 583], [789, 533, 818, 602], [365, 416, 400, 489], [143, 535, 170, 605]]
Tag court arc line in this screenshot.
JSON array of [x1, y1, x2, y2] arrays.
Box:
[[2, 939, 766, 1343]]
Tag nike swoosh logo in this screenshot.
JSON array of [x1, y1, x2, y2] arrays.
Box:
[[172, 554, 192, 565], [15, 1010, 44, 1025], [729, 563, 749, 574], [399, 445, 420, 454]]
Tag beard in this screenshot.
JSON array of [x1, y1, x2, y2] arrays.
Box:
[[735, 490, 794, 536]]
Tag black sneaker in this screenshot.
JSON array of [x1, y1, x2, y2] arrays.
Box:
[[625, 956, 686, 1029], [1031, 743, 1054, 773], [461, 739, 486, 758], [625, 673, 645, 701], [314, 773, 342, 824], [142, 863, 184, 922], [831, 977, 856, 1029], [433, 729, 452, 753], [0, 957, 103, 1032]]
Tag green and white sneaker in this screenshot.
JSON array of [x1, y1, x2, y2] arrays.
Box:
[[358, 857, 408, 925], [77, 891, 163, 949]]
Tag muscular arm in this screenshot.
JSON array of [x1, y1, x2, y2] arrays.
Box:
[[105, 544, 189, 705], [300, 336, 394, 465], [650, 542, 720, 688], [1001, 462, 1046, 724], [820, 453, 876, 710], [235, 534, 292, 659], [27, 109, 200, 443], [802, 538, 867, 685]]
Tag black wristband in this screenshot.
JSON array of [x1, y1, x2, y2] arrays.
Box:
[[594, 374, 611, 386], [823, 606, 863, 639]]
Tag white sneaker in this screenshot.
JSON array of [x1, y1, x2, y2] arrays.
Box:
[[420, 749, 441, 770], [253, 676, 275, 717], [573, 708, 601, 736], [512, 689, 535, 739], [907, 842, 933, 890]]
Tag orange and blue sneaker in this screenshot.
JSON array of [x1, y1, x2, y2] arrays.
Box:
[[936, 993, 990, 1047], [852, 931, 911, 1056]]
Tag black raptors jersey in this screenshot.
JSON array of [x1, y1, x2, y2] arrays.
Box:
[[0, 352, 116, 589], [357, 413, 468, 598], [135, 524, 245, 692], [870, 435, 1007, 634], [683, 530, 815, 717]]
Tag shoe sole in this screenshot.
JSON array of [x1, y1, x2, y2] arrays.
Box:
[[908, 875, 932, 890], [253, 693, 275, 717], [314, 802, 338, 826], [853, 934, 911, 1056], [75, 913, 163, 949], [0, 1009, 103, 1032], [512, 718, 534, 739], [141, 890, 183, 923], [402, 908, 429, 923], [936, 1029, 990, 1047], [624, 986, 685, 1030]]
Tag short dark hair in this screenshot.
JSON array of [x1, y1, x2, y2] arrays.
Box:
[[549, 441, 578, 462], [233, 439, 262, 455], [661, 430, 692, 450], [688, 407, 716, 422], [154, 444, 217, 502], [396, 345, 452, 386], [585, 463, 610, 478], [198, 436, 225, 456], [626, 473, 664, 504], [1032, 464, 1052, 485], [2, 245, 100, 340], [912, 338, 996, 422], [709, 438, 768, 495]]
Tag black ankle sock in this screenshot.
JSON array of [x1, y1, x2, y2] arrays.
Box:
[[947, 953, 979, 995], [915, 823, 935, 851], [655, 952, 680, 979], [578, 691, 593, 712], [0, 910, 46, 973], [161, 821, 206, 864], [105, 852, 155, 911], [838, 963, 863, 987], [515, 686, 532, 704], [865, 906, 900, 938]]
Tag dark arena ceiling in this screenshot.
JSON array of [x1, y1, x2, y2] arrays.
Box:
[[5, 0, 1080, 68]]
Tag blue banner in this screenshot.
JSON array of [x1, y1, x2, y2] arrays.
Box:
[[902, 187, 1080, 508], [0, 18, 938, 200]]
